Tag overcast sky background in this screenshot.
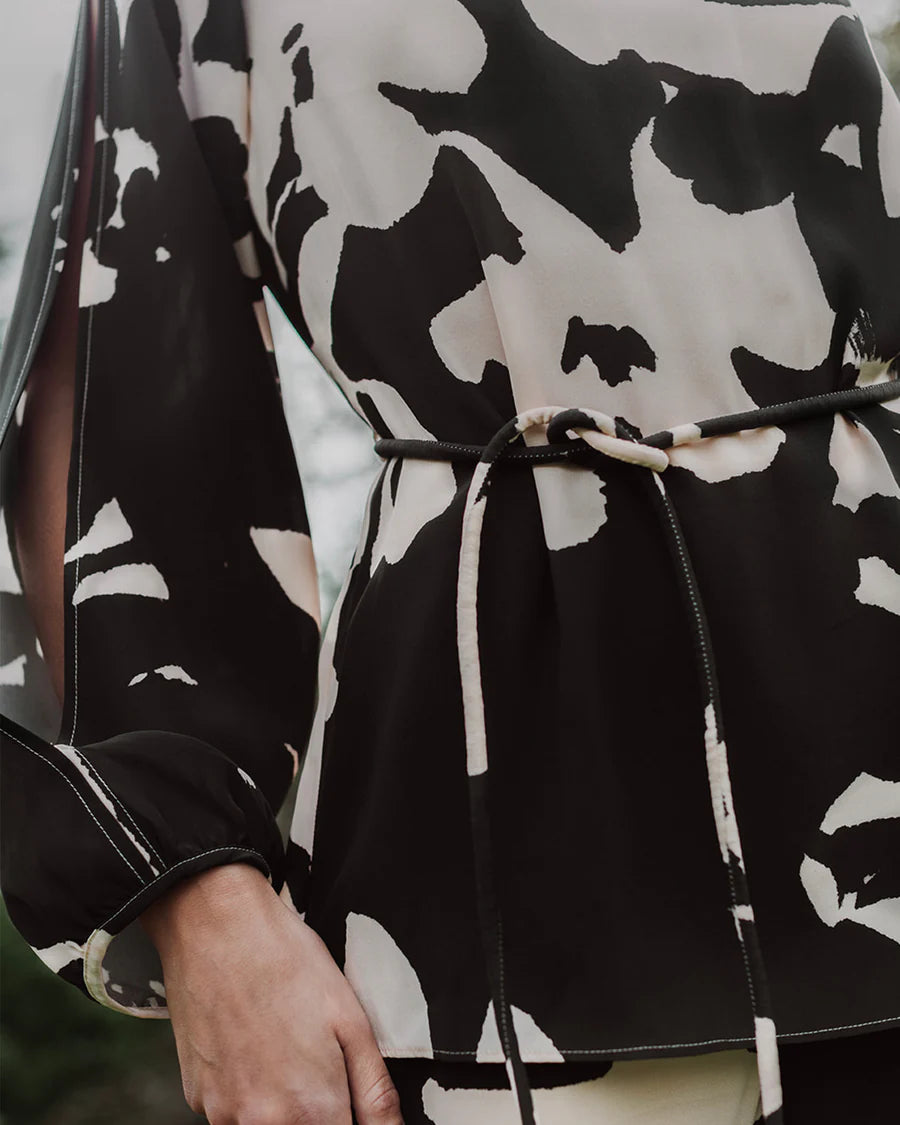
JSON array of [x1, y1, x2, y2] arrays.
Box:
[[1, 0, 898, 607]]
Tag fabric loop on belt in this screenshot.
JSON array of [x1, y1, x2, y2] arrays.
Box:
[[373, 378, 900, 1125]]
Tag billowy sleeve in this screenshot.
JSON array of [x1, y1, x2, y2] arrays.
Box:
[[0, 0, 320, 1016]]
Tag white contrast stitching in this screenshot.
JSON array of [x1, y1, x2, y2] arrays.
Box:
[[71, 746, 164, 868], [658, 379, 900, 450], [652, 471, 781, 1109], [656, 482, 715, 706], [3, 727, 146, 883], [0, 6, 85, 439], [97, 846, 271, 930], [496, 918, 511, 1054], [70, 0, 111, 745], [726, 863, 757, 1010], [418, 1015, 900, 1057], [774, 1018, 900, 1038]]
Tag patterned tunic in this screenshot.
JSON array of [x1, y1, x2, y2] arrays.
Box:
[[1, 2, 899, 1117]]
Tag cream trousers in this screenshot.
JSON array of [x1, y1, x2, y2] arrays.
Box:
[[386, 1048, 762, 1124]]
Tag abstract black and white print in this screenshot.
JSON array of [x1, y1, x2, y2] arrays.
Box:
[[1, 0, 898, 1101]]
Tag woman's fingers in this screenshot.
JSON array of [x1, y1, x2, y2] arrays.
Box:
[[203, 1087, 353, 1125], [192, 1035, 354, 1125], [139, 866, 392, 1125], [339, 1011, 404, 1125]]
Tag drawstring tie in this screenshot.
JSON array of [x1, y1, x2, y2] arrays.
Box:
[[374, 378, 900, 1125]]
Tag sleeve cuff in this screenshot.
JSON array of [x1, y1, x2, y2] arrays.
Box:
[[1, 715, 287, 1017], [83, 845, 273, 1017]]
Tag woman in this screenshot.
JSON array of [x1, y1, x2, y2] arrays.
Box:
[[1, 1, 898, 1122]]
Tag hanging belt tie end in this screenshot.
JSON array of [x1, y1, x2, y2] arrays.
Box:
[[376, 382, 900, 1125]]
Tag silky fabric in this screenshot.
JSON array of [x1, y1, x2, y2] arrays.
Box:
[[0, 0, 898, 1096]]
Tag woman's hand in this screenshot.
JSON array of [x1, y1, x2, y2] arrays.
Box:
[[140, 863, 403, 1125]]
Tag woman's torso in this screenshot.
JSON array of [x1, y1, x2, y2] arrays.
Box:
[[211, 0, 900, 1061]]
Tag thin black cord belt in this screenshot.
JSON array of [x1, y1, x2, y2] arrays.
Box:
[[374, 378, 900, 1125]]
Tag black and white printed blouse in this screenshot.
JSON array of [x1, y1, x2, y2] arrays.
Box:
[[1, 0, 899, 1103]]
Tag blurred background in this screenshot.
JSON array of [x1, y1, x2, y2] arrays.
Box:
[[2, 2, 899, 1122]]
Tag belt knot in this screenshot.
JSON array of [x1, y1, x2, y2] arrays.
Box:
[[542, 406, 670, 473]]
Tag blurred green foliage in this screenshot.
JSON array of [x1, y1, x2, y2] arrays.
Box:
[[1, 905, 201, 1125], [880, 20, 900, 88]]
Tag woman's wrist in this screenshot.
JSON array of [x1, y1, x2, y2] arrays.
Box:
[[139, 861, 275, 956]]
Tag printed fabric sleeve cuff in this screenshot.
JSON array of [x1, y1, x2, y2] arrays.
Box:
[[0, 713, 287, 1017]]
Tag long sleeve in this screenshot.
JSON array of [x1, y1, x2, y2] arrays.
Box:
[[0, 0, 320, 1016]]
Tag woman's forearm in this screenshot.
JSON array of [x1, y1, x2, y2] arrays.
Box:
[[11, 0, 97, 705]]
